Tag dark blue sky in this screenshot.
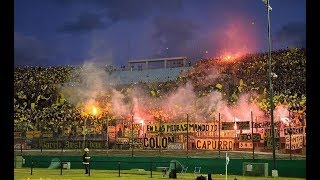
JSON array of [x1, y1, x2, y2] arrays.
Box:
[[14, 0, 306, 67]]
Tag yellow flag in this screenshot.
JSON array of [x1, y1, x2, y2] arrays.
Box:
[[127, 88, 132, 94], [31, 103, 35, 110], [60, 98, 65, 104], [23, 102, 27, 109], [239, 79, 243, 86], [151, 90, 156, 96], [19, 91, 27, 99], [263, 88, 267, 94], [231, 92, 238, 101], [215, 83, 222, 90], [300, 95, 306, 105], [36, 95, 41, 103]]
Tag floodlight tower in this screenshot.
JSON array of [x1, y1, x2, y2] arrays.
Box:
[[262, 0, 277, 175]]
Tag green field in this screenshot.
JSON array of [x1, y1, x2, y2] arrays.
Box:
[[14, 168, 306, 180]]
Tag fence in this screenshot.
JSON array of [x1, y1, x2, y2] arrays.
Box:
[[14, 112, 306, 159], [25, 158, 176, 178], [18, 156, 306, 178]]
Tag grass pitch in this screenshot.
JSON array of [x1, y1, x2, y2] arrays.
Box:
[[14, 168, 305, 180]]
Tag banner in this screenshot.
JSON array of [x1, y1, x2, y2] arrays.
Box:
[[285, 134, 303, 150], [26, 131, 41, 138], [239, 142, 253, 149], [195, 138, 234, 150], [146, 123, 217, 133], [143, 136, 174, 149], [221, 121, 250, 130], [221, 122, 234, 130], [284, 127, 304, 135], [116, 137, 129, 144], [239, 133, 261, 142], [220, 130, 236, 138], [167, 142, 184, 150], [237, 121, 250, 130], [264, 128, 280, 149], [195, 131, 217, 137], [30, 140, 107, 149], [132, 138, 143, 144], [253, 121, 281, 128]]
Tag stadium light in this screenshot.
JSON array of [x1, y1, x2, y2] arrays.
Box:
[[262, 0, 278, 175]]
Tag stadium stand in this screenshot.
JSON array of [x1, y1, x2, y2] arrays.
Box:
[[14, 48, 306, 156], [109, 67, 191, 85]]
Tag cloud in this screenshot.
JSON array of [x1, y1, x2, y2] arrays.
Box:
[[274, 22, 306, 48], [58, 12, 107, 33], [151, 16, 197, 57], [56, 0, 182, 28], [104, 0, 182, 23], [14, 32, 56, 66]]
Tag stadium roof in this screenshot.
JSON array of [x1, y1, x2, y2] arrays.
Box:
[[128, 57, 187, 63]]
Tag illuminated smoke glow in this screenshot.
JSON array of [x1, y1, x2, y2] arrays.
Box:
[[62, 62, 111, 109], [160, 81, 197, 121], [63, 60, 283, 125], [62, 58, 274, 124], [110, 89, 131, 117], [231, 93, 267, 122], [274, 104, 290, 125], [130, 86, 155, 121], [202, 66, 221, 84], [212, 16, 259, 64], [195, 91, 223, 122]]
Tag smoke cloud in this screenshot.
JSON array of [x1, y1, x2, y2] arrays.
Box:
[[61, 55, 276, 124]]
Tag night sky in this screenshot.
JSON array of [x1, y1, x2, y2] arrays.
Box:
[[14, 0, 306, 67]]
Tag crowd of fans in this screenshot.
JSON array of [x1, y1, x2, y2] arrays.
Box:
[[178, 48, 305, 124], [14, 48, 306, 139]]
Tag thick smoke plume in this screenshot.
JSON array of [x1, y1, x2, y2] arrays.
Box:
[[62, 58, 273, 124]]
